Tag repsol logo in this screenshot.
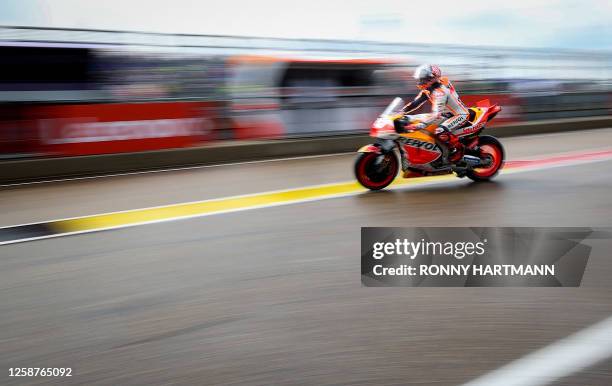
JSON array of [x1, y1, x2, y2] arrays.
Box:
[[462, 122, 484, 135], [405, 138, 440, 152]]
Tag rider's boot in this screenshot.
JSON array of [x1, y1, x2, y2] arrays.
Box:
[[436, 126, 462, 162]]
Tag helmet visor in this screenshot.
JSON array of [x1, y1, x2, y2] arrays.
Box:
[[417, 76, 435, 86]]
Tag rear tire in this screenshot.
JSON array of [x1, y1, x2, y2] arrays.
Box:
[[354, 151, 398, 190], [466, 135, 505, 182]]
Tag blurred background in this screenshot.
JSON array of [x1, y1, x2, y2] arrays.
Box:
[[0, 0, 610, 158], [2, 2, 612, 386]]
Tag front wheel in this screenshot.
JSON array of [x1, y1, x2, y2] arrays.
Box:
[[354, 151, 399, 190], [467, 135, 505, 182]]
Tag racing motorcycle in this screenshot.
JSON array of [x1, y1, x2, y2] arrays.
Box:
[[354, 97, 505, 190]]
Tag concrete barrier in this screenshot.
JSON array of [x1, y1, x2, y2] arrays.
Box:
[[1, 116, 611, 184]]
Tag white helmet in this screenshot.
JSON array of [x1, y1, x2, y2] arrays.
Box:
[[413, 64, 442, 89]]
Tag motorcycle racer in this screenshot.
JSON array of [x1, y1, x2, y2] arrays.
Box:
[[401, 64, 470, 161]]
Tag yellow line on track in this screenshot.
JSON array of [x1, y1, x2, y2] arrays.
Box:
[[52, 174, 457, 233]]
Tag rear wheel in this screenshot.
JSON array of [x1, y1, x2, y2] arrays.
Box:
[[354, 151, 398, 190], [467, 135, 505, 182]]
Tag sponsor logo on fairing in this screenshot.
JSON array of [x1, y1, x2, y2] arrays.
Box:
[[458, 122, 485, 136], [404, 138, 441, 153]]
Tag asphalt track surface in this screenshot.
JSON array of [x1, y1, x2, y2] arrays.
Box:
[[1, 128, 612, 385]]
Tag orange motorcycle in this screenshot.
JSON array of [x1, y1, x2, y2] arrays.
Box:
[[355, 97, 505, 190]]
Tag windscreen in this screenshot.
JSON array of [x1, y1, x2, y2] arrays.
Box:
[[381, 97, 405, 116]]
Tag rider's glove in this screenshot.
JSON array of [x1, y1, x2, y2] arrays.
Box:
[[394, 116, 409, 133], [404, 124, 421, 132]]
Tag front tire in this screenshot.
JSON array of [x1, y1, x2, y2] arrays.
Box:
[[354, 151, 399, 190], [467, 135, 505, 182]]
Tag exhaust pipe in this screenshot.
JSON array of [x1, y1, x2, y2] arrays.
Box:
[[463, 155, 481, 167]]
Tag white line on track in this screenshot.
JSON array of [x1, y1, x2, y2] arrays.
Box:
[[0, 152, 353, 188], [460, 315, 612, 386]]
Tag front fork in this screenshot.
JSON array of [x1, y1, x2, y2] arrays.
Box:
[[396, 141, 410, 172], [374, 138, 409, 172]]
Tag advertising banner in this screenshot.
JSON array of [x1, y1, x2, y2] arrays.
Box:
[[28, 101, 217, 156]]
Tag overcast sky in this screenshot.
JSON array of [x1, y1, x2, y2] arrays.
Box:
[[1, 0, 610, 50]]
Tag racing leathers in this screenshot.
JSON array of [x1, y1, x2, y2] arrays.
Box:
[[402, 78, 470, 160]]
